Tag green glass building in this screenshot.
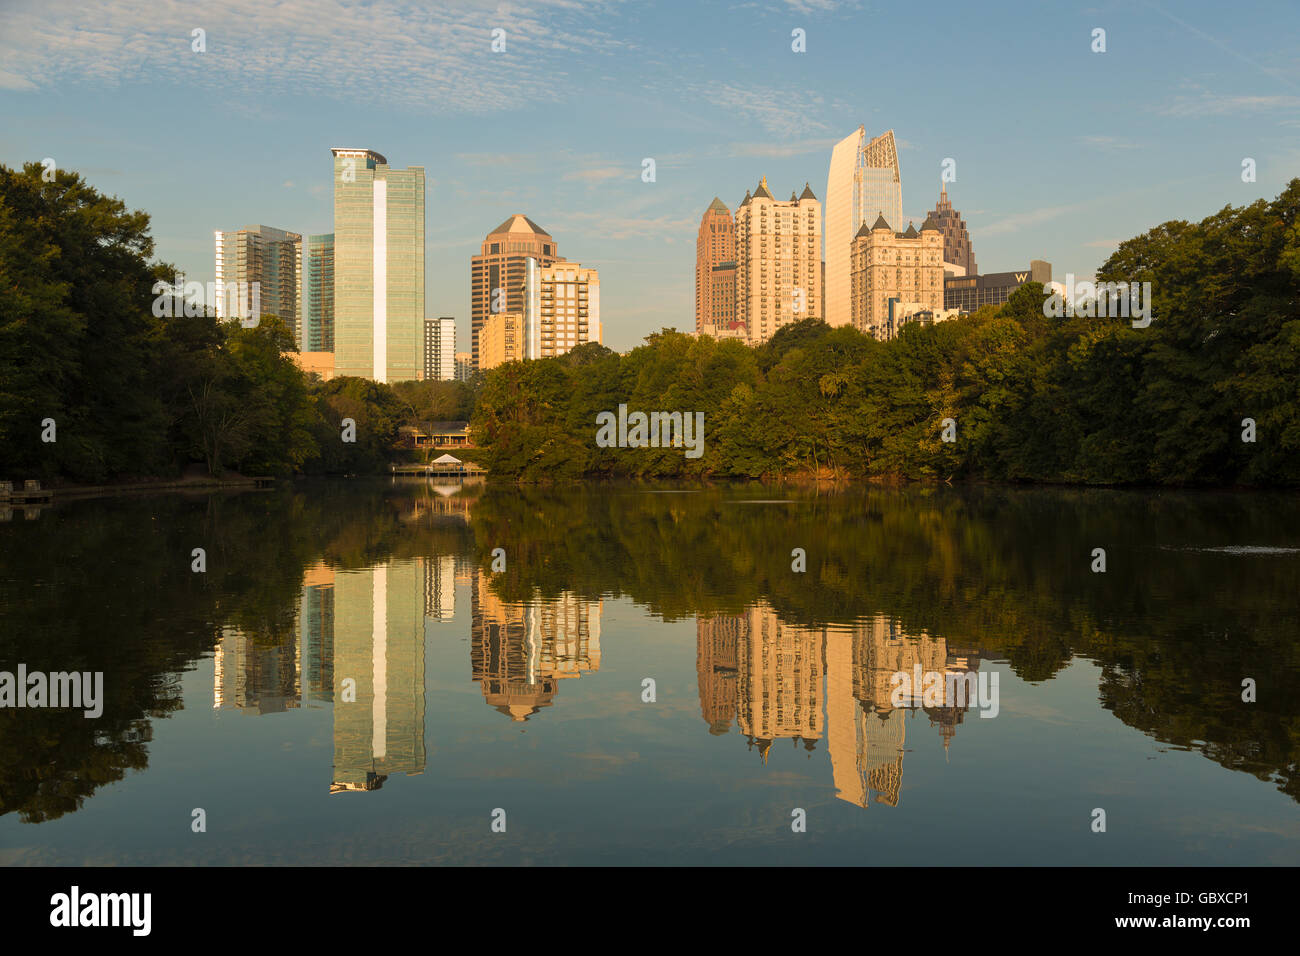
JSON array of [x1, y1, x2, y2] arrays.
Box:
[[301, 233, 335, 352], [331, 148, 425, 382]]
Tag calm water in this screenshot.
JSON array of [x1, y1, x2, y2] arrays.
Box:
[[1, 481, 1297, 865]]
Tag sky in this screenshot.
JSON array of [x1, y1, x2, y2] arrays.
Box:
[[1, 0, 1297, 354]]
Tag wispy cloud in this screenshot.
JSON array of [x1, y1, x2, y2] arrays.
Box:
[[1078, 135, 1141, 151], [0, 0, 628, 110], [563, 166, 627, 184], [981, 203, 1085, 238], [1161, 93, 1300, 117], [698, 83, 829, 137]]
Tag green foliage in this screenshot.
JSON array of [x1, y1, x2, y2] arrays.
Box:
[[473, 182, 1300, 486]]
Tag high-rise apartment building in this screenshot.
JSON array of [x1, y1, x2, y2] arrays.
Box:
[[522, 259, 601, 359], [695, 198, 735, 333], [470, 215, 561, 369], [454, 352, 473, 381], [478, 312, 524, 369], [423, 316, 455, 381], [825, 127, 903, 327], [850, 214, 944, 339], [213, 224, 302, 333], [331, 147, 425, 383], [302, 233, 335, 352], [734, 177, 822, 345], [930, 186, 977, 276]]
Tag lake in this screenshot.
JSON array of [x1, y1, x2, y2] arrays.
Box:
[[1, 480, 1297, 865]]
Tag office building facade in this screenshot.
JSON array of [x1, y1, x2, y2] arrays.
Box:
[[930, 186, 977, 276], [332, 147, 425, 383], [302, 233, 335, 352], [471, 215, 561, 369], [213, 224, 302, 333], [825, 127, 903, 327], [945, 261, 1052, 313], [695, 198, 736, 334]]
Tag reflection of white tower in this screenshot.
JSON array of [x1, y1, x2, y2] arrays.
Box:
[[424, 554, 456, 624], [332, 560, 425, 793], [825, 127, 902, 327]]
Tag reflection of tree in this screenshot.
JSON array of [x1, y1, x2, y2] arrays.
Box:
[[469, 483, 1300, 802], [3, 480, 1297, 825]]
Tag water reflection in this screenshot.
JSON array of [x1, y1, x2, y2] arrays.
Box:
[[2, 480, 1297, 863]]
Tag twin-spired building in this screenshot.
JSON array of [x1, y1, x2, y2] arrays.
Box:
[[733, 176, 822, 345], [825, 127, 903, 328], [331, 147, 425, 383]]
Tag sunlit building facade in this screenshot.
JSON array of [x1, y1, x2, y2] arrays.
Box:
[[825, 127, 903, 327], [695, 198, 736, 334], [471, 215, 561, 369], [332, 147, 425, 383], [734, 177, 822, 345], [522, 259, 601, 359], [850, 213, 945, 339]]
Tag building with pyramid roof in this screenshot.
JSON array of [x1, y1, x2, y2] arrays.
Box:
[[470, 214, 562, 369], [696, 197, 737, 334]]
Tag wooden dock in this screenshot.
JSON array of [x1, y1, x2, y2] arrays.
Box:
[[390, 462, 487, 478], [0, 480, 53, 504]]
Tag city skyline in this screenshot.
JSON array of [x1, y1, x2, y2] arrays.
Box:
[[3, 0, 1295, 355]]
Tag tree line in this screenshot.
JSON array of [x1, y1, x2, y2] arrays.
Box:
[[473, 180, 1300, 485], [3, 160, 1296, 486], [0, 162, 474, 483]]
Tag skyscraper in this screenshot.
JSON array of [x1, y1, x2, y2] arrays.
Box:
[[522, 259, 601, 359], [824, 127, 903, 327], [302, 233, 335, 352], [734, 177, 822, 345], [695, 198, 735, 333], [423, 316, 455, 381], [930, 186, 977, 276], [213, 224, 302, 332], [331, 147, 425, 383], [470, 215, 561, 369]]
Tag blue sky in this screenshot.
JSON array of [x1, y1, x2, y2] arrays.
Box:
[[1, 0, 1297, 353]]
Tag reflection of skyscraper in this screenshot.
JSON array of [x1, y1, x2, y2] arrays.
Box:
[[212, 624, 301, 714], [424, 555, 456, 622], [470, 569, 601, 721], [735, 603, 824, 763], [825, 127, 903, 327], [696, 616, 742, 734], [300, 563, 335, 705], [331, 560, 426, 793], [826, 616, 979, 808]]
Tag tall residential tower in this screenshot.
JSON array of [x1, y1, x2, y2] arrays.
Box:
[[734, 177, 822, 345], [213, 224, 302, 333]]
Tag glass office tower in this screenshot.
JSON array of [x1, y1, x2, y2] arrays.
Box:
[[332, 148, 425, 383]]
